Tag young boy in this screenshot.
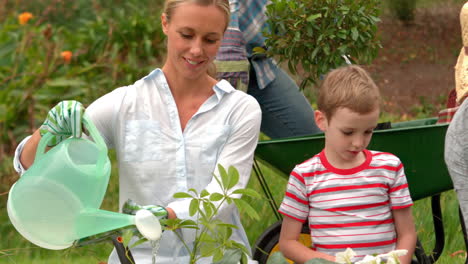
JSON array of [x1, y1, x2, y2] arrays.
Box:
[[278, 65, 416, 264]]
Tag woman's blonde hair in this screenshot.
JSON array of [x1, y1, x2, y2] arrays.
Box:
[[164, 0, 230, 31], [163, 0, 230, 78], [317, 65, 381, 120]]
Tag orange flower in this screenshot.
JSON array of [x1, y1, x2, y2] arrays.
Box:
[[60, 51, 73, 63], [18, 12, 33, 25]]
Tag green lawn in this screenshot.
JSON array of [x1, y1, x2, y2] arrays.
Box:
[[1, 155, 466, 264]]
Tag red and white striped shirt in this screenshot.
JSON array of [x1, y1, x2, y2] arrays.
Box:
[[279, 149, 413, 261]]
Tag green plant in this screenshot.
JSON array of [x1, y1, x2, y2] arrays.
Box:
[[410, 96, 437, 118], [260, 0, 381, 89], [121, 164, 261, 264], [0, 0, 165, 164], [388, 0, 417, 25]]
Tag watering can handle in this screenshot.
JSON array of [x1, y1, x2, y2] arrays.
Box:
[[35, 113, 108, 173]]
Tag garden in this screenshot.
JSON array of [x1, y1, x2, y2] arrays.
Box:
[[1, 0, 467, 263]]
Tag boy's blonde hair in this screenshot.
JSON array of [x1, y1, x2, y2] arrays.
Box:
[[317, 65, 381, 120], [163, 0, 230, 78]]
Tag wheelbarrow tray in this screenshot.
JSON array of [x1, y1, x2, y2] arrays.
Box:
[[254, 117, 452, 201]]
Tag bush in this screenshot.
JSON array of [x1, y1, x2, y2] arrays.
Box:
[[389, 0, 417, 25], [261, 0, 381, 88], [0, 0, 165, 162]]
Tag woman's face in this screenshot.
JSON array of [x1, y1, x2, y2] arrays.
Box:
[[162, 3, 226, 80]]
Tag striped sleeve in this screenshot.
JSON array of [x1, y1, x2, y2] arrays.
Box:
[[388, 157, 413, 209], [278, 167, 309, 222]]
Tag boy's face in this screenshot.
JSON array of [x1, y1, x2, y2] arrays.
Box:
[[315, 107, 380, 168]]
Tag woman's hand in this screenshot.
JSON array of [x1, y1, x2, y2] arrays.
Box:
[[122, 199, 168, 220], [39, 100, 84, 146]]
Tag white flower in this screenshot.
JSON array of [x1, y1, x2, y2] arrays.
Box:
[[376, 249, 408, 264], [355, 255, 381, 264], [388, 249, 408, 257], [377, 249, 408, 264], [335, 248, 408, 264], [335, 248, 356, 263], [387, 249, 407, 264]]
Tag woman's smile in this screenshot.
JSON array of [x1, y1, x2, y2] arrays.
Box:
[[184, 57, 205, 67]]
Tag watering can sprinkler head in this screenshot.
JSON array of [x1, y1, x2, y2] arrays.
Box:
[[134, 209, 162, 241]]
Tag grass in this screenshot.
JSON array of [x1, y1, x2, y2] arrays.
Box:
[[412, 191, 466, 264], [1, 163, 466, 263]]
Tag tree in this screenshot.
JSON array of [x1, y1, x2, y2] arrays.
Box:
[[257, 0, 381, 89]]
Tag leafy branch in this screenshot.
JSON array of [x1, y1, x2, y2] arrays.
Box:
[[162, 164, 261, 264], [259, 0, 381, 89]]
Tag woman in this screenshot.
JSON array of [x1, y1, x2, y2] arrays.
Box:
[[13, 0, 261, 263], [445, 1, 468, 236]]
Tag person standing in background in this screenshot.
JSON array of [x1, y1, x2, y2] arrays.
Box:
[[215, 0, 322, 139], [445, 1, 468, 233]]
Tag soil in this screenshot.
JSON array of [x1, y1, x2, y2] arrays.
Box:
[[365, 3, 464, 118]]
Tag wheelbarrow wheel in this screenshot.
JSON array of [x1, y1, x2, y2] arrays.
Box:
[[252, 220, 311, 264]]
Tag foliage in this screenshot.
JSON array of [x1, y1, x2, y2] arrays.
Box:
[[123, 164, 261, 264], [388, 0, 417, 25], [410, 96, 442, 119], [0, 0, 165, 162], [165, 164, 261, 263], [260, 0, 381, 89]]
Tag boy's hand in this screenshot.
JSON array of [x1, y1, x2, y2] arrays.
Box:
[[122, 199, 168, 220], [39, 100, 84, 146]]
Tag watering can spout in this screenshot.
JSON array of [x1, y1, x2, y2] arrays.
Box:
[[75, 209, 135, 240], [74, 209, 162, 248]]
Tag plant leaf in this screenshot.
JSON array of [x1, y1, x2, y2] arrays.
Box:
[[212, 249, 243, 264], [173, 192, 192, 199], [351, 27, 359, 41], [129, 237, 147, 248], [304, 258, 338, 264], [234, 199, 260, 220], [210, 192, 224, 201], [226, 166, 240, 190], [232, 188, 261, 198], [46, 78, 87, 87], [267, 252, 289, 264], [121, 228, 134, 248], [200, 189, 210, 198], [203, 200, 214, 218], [307, 13, 322, 22], [218, 164, 229, 189], [189, 199, 199, 217]]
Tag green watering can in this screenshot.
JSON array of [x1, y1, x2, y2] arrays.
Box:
[[7, 114, 161, 250]]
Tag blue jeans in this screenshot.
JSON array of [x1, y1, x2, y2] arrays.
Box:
[[247, 65, 321, 139]]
